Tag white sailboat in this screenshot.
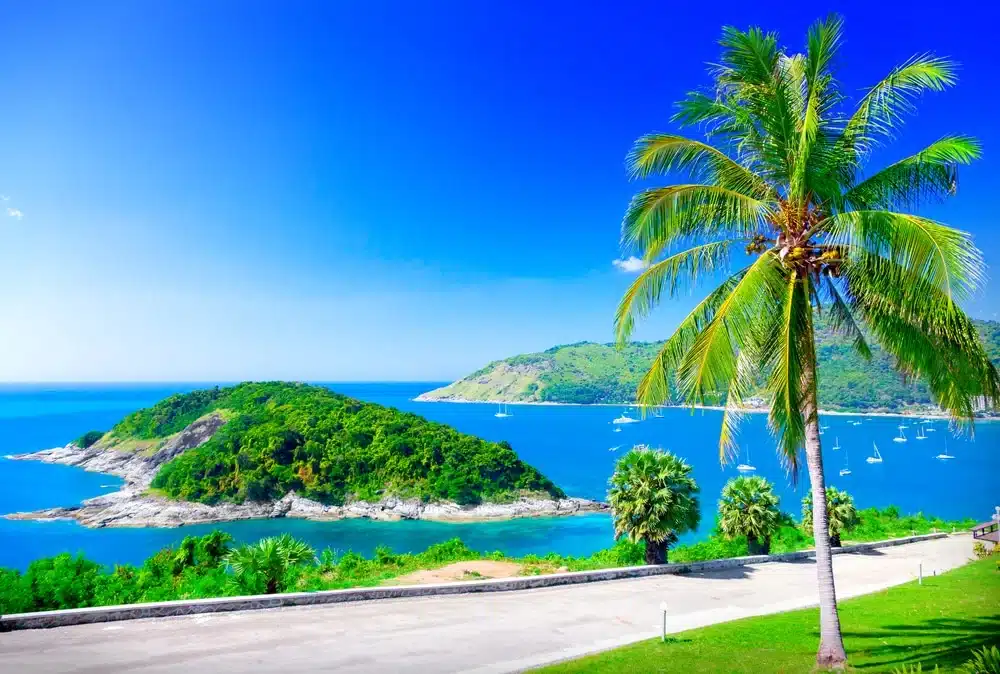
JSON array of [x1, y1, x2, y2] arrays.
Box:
[[839, 448, 851, 476], [736, 447, 756, 473], [608, 445, 621, 452], [916, 425, 927, 440], [898, 423, 909, 429], [494, 403, 511, 418], [612, 407, 639, 424], [935, 435, 955, 460], [850, 420, 862, 426], [866, 442, 883, 464], [892, 425, 907, 443], [925, 424, 937, 433], [613, 427, 622, 433], [832, 437, 841, 451]]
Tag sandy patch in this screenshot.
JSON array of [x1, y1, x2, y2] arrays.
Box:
[[389, 560, 524, 585]]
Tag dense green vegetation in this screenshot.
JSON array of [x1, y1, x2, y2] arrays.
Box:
[[74, 430, 105, 448], [535, 557, 1000, 674], [422, 319, 1000, 411], [115, 382, 563, 506], [0, 506, 972, 615]]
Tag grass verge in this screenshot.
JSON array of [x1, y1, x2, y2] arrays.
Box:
[[534, 557, 1000, 673]]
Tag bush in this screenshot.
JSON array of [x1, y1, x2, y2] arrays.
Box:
[[963, 645, 1000, 674], [74, 430, 105, 448]]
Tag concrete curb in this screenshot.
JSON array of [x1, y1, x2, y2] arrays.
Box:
[[0, 533, 949, 631]]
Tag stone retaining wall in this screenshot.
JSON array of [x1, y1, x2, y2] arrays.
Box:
[[0, 533, 949, 631]]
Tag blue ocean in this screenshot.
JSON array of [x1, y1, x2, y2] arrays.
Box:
[[1, 383, 996, 570]]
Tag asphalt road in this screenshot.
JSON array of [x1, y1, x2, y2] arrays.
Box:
[[1, 536, 974, 673]]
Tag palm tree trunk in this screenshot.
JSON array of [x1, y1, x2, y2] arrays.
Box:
[[645, 538, 667, 565], [802, 345, 848, 669]]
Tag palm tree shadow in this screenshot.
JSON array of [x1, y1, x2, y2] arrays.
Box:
[[682, 566, 755, 580], [846, 615, 1000, 670]]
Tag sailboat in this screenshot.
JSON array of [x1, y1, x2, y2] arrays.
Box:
[[494, 403, 511, 418], [850, 420, 862, 426], [736, 447, 756, 473], [892, 425, 907, 443], [866, 442, 883, 464], [608, 445, 621, 452], [839, 448, 851, 476], [898, 423, 909, 429], [832, 437, 841, 451], [916, 425, 927, 441], [613, 426, 622, 433], [612, 407, 639, 424], [935, 435, 955, 460], [925, 424, 937, 433]]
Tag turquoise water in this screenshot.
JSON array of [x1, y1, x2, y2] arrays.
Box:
[[1, 383, 996, 570]]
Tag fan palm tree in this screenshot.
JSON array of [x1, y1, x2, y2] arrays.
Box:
[[608, 447, 700, 564], [718, 475, 781, 554], [614, 16, 999, 668], [224, 534, 315, 595], [803, 487, 860, 548]]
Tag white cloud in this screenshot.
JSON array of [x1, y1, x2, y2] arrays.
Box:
[[612, 256, 648, 273], [0, 195, 9, 201], [7, 208, 23, 219]]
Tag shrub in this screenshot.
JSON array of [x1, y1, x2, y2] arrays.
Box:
[[963, 645, 1000, 674], [74, 430, 105, 448]]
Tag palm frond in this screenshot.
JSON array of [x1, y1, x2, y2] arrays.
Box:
[[844, 136, 980, 210], [765, 271, 810, 472], [820, 211, 984, 301], [843, 55, 957, 155], [626, 134, 772, 200], [841, 253, 1000, 423], [718, 348, 759, 463], [615, 240, 742, 345], [621, 184, 772, 257], [790, 15, 844, 201], [675, 252, 786, 404], [633, 266, 754, 407], [823, 276, 872, 360]]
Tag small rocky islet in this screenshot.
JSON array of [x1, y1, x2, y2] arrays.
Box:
[[6, 382, 605, 528]]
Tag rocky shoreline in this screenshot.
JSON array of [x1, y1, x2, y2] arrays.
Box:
[[4, 436, 607, 529]]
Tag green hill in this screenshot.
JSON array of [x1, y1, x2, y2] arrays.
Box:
[[419, 320, 1000, 413], [104, 382, 563, 506]]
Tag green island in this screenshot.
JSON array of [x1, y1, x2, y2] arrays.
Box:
[[103, 381, 563, 506], [419, 319, 1000, 412], [0, 504, 973, 616]]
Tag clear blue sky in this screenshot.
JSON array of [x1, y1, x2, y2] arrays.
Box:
[[0, 0, 997, 381]]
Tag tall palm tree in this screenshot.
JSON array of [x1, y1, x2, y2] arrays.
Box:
[[608, 447, 700, 564], [614, 16, 999, 668], [803, 487, 859, 548], [225, 534, 315, 595], [718, 475, 780, 554]]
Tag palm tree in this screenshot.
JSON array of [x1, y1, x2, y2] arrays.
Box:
[[608, 447, 700, 564], [718, 475, 780, 554], [224, 534, 315, 595], [803, 487, 860, 548], [613, 16, 999, 669]]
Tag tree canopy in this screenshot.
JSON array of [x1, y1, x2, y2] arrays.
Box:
[[112, 382, 563, 506]]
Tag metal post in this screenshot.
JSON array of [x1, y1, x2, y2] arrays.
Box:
[[919, 563, 923, 585], [660, 602, 668, 642]]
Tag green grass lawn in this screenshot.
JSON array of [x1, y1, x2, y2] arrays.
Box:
[[535, 557, 1000, 673]]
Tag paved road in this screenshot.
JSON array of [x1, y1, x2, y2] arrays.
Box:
[[1, 536, 973, 674]]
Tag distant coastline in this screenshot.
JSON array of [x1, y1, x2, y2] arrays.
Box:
[[413, 395, 999, 422]]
